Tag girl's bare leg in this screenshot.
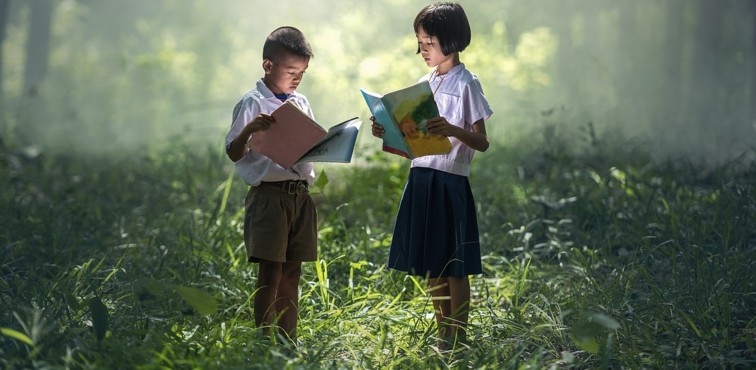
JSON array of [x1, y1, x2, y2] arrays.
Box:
[[448, 276, 471, 340], [428, 278, 452, 340]]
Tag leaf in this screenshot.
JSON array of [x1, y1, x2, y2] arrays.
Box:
[[588, 312, 621, 330], [571, 321, 602, 341], [570, 312, 620, 354], [64, 293, 80, 310], [175, 286, 218, 315], [314, 169, 329, 190], [89, 297, 109, 342], [1, 327, 34, 346], [133, 277, 164, 301], [680, 312, 702, 337], [570, 319, 602, 355], [574, 337, 600, 354]]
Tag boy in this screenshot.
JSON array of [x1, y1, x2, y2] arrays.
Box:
[[225, 26, 316, 342]]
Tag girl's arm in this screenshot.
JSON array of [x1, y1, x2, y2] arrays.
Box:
[[426, 117, 489, 152]]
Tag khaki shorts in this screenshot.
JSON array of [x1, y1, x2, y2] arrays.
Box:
[[243, 181, 317, 263]]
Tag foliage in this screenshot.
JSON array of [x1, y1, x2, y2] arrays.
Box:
[[2, 0, 569, 158], [1, 132, 754, 368], [1, 0, 755, 368]]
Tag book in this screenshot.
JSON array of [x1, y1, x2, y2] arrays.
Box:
[[249, 100, 361, 169], [360, 81, 452, 159]]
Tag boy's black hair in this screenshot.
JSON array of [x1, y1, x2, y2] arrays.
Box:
[[262, 26, 314, 61], [413, 2, 471, 56]]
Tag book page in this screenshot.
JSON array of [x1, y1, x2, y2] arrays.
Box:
[[296, 118, 362, 165]]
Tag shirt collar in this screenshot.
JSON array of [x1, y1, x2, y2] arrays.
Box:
[[445, 63, 464, 78], [256, 79, 275, 99], [256, 78, 299, 101], [426, 63, 465, 83]]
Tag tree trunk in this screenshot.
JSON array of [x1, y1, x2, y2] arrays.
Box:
[[688, 0, 725, 161], [615, 1, 639, 136], [662, 0, 685, 134], [552, 1, 576, 98], [0, 0, 9, 103], [751, 1, 756, 129], [23, 0, 54, 98], [580, 0, 600, 53]]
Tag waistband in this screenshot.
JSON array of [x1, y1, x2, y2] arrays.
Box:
[[258, 180, 309, 195]]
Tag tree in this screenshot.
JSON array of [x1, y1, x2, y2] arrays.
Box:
[[751, 1, 756, 129], [23, 0, 54, 98], [0, 0, 9, 103], [690, 0, 724, 119], [662, 0, 685, 133], [616, 0, 639, 117]]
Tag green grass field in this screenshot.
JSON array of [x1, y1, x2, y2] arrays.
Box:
[[1, 139, 754, 369]]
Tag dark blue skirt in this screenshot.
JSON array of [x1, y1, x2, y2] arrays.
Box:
[[388, 167, 482, 278]]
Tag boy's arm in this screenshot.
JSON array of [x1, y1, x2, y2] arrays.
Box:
[[226, 114, 275, 162]]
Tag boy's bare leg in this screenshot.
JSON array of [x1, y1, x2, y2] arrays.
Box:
[[448, 276, 471, 340], [427, 278, 452, 339], [276, 261, 302, 340], [255, 260, 283, 336]]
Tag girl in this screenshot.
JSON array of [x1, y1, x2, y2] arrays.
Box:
[[370, 2, 493, 349]]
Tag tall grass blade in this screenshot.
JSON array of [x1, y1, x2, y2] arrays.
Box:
[[219, 170, 234, 214], [89, 297, 109, 342], [0, 327, 34, 347]]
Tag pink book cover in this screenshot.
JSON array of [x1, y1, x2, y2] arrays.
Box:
[[249, 101, 327, 169]]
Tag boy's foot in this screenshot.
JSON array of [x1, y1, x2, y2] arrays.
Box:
[[435, 335, 470, 353], [435, 337, 453, 353]]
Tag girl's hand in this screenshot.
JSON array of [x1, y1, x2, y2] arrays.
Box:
[[426, 116, 460, 137], [370, 116, 385, 138]]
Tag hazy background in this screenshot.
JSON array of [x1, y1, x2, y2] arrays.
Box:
[[1, 0, 754, 167]]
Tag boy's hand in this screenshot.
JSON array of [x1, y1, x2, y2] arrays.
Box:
[[249, 113, 275, 133], [369, 116, 385, 138], [227, 113, 277, 162]]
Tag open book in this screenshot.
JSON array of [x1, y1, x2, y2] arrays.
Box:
[[360, 81, 451, 159], [249, 100, 361, 169]]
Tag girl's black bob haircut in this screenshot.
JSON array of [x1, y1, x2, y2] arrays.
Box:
[[413, 2, 471, 56]]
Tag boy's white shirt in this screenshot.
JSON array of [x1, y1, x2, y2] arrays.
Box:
[[411, 63, 493, 177], [225, 79, 316, 186]]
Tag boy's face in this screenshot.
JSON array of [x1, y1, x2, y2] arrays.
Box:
[[262, 53, 309, 95]]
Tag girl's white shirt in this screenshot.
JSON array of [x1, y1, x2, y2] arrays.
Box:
[[225, 79, 316, 186], [412, 63, 493, 177]]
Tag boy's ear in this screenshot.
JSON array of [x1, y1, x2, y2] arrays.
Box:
[[262, 59, 273, 74]]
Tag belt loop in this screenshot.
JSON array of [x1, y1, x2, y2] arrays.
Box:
[[297, 180, 307, 194]]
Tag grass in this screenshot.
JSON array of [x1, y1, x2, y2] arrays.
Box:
[[1, 137, 754, 369]]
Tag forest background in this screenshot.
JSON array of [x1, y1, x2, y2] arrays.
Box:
[[1, 0, 754, 368]]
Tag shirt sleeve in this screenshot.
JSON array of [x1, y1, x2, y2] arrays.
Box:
[[225, 96, 261, 151], [463, 78, 493, 125]]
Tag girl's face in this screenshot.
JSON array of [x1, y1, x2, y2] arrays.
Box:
[[416, 26, 451, 68], [262, 53, 309, 94]]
